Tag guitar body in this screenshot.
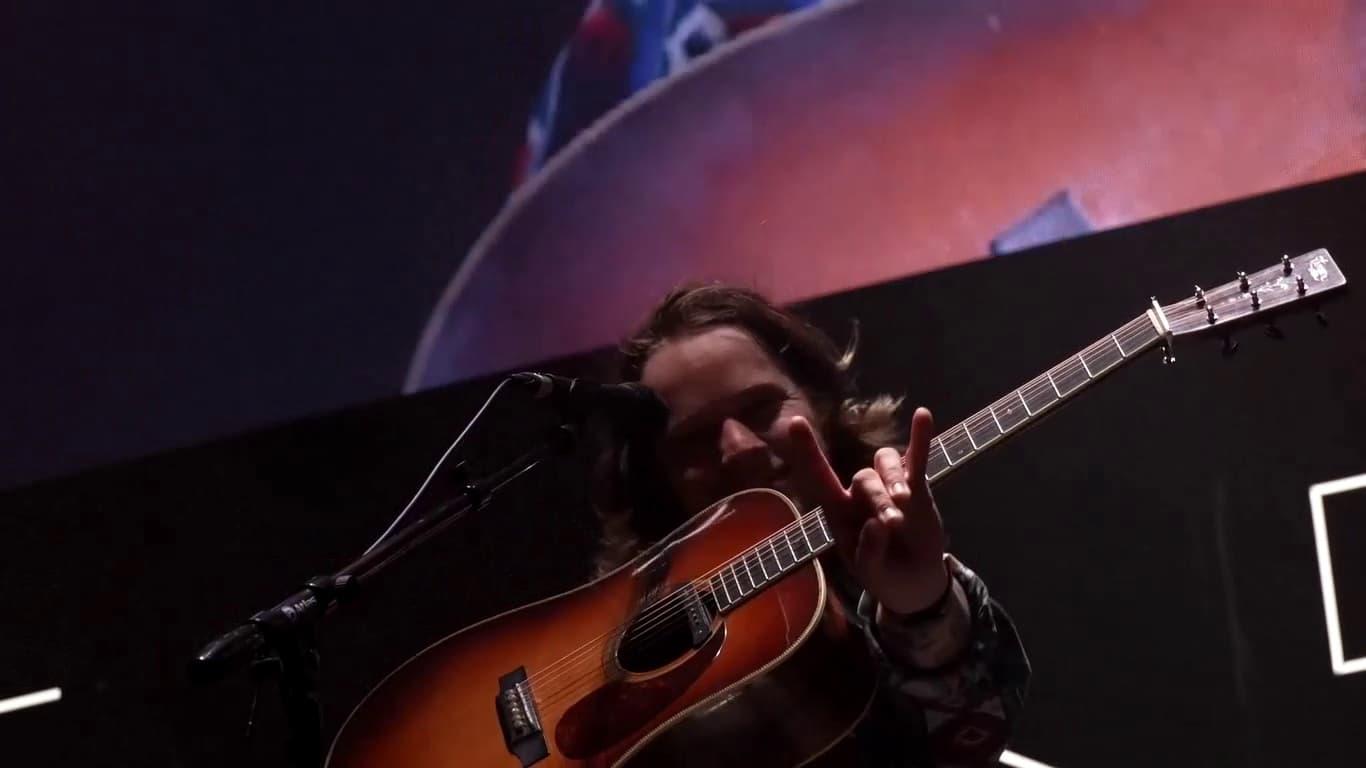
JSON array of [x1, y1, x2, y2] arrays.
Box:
[[327, 489, 878, 767]]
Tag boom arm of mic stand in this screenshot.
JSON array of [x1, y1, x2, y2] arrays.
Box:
[[189, 424, 577, 685]]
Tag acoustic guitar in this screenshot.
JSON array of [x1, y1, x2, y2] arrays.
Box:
[[328, 249, 1346, 767]]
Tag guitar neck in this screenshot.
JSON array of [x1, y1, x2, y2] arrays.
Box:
[[703, 311, 1167, 615], [706, 248, 1347, 616], [924, 311, 1164, 484]]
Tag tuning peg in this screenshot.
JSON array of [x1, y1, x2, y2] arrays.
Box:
[[1161, 342, 1176, 365], [1250, 289, 1260, 310], [1221, 334, 1239, 357], [1194, 285, 1206, 307], [1297, 275, 1307, 295], [1282, 254, 1293, 274], [1264, 320, 1284, 339], [1238, 271, 1250, 292], [1206, 305, 1218, 325]]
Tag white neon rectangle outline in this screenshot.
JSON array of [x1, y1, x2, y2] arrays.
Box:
[[0, 687, 61, 716], [1309, 471, 1366, 676]]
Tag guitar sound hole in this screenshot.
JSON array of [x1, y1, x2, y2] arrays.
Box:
[[616, 588, 713, 674]]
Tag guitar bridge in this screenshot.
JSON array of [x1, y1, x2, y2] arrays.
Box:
[[495, 666, 547, 766]]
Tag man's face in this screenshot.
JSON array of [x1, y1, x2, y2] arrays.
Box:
[[640, 326, 827, 516]]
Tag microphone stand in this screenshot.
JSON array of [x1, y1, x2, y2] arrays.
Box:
[[190, 423, 579, 768]]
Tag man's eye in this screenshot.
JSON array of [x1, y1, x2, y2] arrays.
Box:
[[742, 397, 784, 426]]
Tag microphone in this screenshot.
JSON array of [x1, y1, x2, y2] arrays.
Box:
[[507, 372, 668, 430]]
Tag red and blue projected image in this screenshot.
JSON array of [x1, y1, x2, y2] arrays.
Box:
[[408, 0, 1366, 390]]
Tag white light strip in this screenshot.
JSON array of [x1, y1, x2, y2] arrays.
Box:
[[1001, 749, 1059, 768], [0, 687, 62, 716], [1309, 472, 1366, 676]]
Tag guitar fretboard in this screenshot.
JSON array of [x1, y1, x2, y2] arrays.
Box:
[[925, 313, 1161, 483], [703, 510, 834, 614]]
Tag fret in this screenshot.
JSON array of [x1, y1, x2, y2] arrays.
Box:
[[727, 564, 749, 597], [1017, 389, 1032, 416], [700, 582, 721, 615], [1052, 358, 1090, 395], [965, 413, 1001, 450], [937, 438, 954, 465], [1045, 371, 1062, 398], [752, 551, 770, 583], [994, 395, 1029, 431], [1117, 319, 1159, 357], [712, 573, 732, 607], [1079, 354, 1094, 378], [1081, 340, 1123, 375], [737, 560, 759, 587], [1110, 333, 1126, 357], [740, 552, 760, 588], [941, 425, 974, 464], [771, 539, 793, 572], [795, 515, 815, 552], [1020, 380, 1056, 415], [788, 527, 813, 560], [782, 530, 799, 563], [988, 405, 1005, 433], [813, 512, 832, 547]]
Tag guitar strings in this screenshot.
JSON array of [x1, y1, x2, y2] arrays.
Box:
[[521, 508, 824, 694], [531, 285, 1306, 712], [528, 513, 830, 712], [519, 319, 1160, 703], [520, 319, 1159, 703], [592, 511, 822, 652], [529, 318, 1165, 710], [603, 285, 1303, 663], [522, 318, 1159, 704], [530, 289, 1293, 701]]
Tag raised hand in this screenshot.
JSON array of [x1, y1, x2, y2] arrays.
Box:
[[788, 407, 949, 614]]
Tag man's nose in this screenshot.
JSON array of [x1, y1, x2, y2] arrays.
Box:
[[718, 418, 766, 464]]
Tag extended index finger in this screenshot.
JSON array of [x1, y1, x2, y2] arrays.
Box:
[[786, 415, 848, 509], [904, 406, 935, 490]]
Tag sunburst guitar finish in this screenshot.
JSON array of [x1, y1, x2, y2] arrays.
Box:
[[327, 489, 878, 768]]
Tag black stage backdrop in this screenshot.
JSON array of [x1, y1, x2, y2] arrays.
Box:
[[0, 1, 586, 490], [2, 173, 1365, 766]]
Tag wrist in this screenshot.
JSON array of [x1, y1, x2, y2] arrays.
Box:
[[880, 557, 953, 619]]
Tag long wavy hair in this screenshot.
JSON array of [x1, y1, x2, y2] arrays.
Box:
[[591, 284, 904, 575]]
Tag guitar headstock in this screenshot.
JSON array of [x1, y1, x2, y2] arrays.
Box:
[[1160, 248, 1347, 337]]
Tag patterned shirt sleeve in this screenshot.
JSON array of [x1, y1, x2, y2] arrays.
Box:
[[855, 555, 1031, 767]]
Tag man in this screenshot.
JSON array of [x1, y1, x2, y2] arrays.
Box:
[[590, 284, 1029, 766]]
